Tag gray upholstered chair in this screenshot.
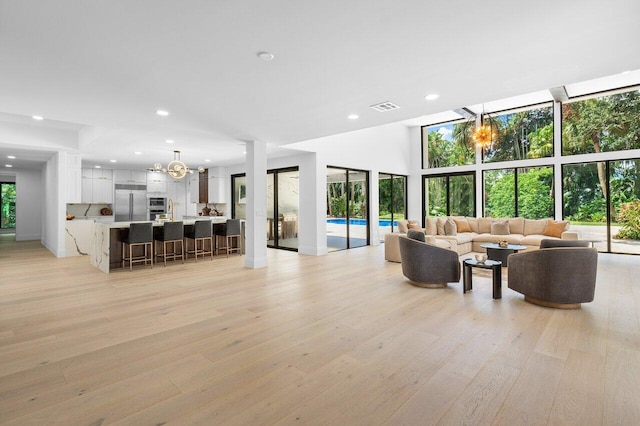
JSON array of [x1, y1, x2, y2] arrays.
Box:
[[184, 220, 213, 261], [508, 246, 598, 309], [398, 230, 460, 288], [539, 239, 590, 249], [214, 219, 242, 257], [121, 222, 154, 270], [154, 221, 184, 266]]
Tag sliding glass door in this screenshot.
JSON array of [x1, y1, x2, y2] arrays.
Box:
[[1, 182, 16, 229], [378, 173, 407, 240], [326, 167, 369, 251], [562, 159, 640, 255], [268, 168, 299, 251]]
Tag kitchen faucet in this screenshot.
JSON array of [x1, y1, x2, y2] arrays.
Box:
[[168, 198, 174, 221]]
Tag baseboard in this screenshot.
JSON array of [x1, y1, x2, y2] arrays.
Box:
[[15, 233, 41, 241], [245, 256, 268, 269]]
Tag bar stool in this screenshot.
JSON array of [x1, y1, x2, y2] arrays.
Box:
[[121, 222, 153, 271], [154, 221, 184, 266], [215, 219, 242, 257], [184, 220, 213, 261]]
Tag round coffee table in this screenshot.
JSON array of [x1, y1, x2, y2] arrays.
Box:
[[480, 243, 527, 266]]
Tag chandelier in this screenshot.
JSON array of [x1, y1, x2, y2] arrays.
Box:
[[150, 150, 205, 179], [472, 108, 498, 149]]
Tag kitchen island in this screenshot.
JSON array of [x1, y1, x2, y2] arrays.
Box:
[[90, 217, 238, 273]]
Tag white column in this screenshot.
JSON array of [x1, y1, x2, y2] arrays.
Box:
[[245, 140, 268, 268], [369, 170, 380, 246], [407, 126, 423, 222], [298, 152, 328, 255]]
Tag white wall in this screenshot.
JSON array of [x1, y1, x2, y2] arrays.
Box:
[[42, 153, 65, 256], [14, 168, 43, 241]]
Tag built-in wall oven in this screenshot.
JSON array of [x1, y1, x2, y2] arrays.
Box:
[[149, 197, 166, 217]]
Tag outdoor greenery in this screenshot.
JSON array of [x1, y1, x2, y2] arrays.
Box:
[[484, 167, 554, 219], [426, 174, 475, 217], [424, 122, 475, 168], [378, 176, 406, 220], [327, 176, 367, 219], [483, 105, 554, 163], [615, 200, 640, 239], [1, 183, 16, 228]]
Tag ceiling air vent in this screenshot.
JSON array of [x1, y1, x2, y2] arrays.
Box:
[[370, 101, 400, 112]]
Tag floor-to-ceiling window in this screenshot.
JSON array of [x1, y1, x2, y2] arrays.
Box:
[[267, 167, 299, 251], [424, 172, 475, 219], [562, 160, 640, 254], [483, 166, 554, 219], [326, 167, 369, 251], [378, 173, 406, 240], [231, 174, 246, 220], [0, 182, 16, 230], [232, 168, 300, 251]]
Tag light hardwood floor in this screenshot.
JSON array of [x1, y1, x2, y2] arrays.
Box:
[[1, 234, 639, 425]]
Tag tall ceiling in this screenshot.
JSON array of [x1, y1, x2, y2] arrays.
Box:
[[1, 0, 639, 170]]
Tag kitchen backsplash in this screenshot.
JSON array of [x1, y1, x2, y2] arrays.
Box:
[[67, 203, 112, 218]]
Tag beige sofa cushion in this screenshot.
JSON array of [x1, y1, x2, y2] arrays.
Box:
[[524, 219, 548, 235], [425, 218, 437, 235], [478, 217, 493, 233], [473, 233, 525, 244], [426, 235, 452, 250], [509, 217, 525, 234], [466, 217, 479, 233], [436, 217, 447, 235], [397, 220, 409, 233]]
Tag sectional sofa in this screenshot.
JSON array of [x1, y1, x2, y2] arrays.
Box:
[[385, 216, 579, 262]]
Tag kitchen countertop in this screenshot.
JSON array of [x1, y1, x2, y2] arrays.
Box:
[[100, 218, 229, 228]]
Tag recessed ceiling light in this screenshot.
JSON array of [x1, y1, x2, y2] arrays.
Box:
[[156, 110, 170, 116], [257, 51, 274, 61], [5, 164, 13, 168], [32, 115, 44, 120], [7, 155, 16, 159], [95, 165, 101, 168], [348, 114, 359, 120], [425, 93, 440, 101], [205, 159, 210, 162], [243, 151, 247, 154], [166, 139, 175, 144], [110, 159, 117, 163], [134, 151, 142, 155]]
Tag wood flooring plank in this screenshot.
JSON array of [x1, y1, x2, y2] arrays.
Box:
[[1, 236, 639, 425]]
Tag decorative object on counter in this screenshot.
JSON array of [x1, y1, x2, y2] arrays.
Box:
[[149, 150, 205, 179], [100, 207, 113, 216], [201, 205, 211, 216], [66, 214, 75, 220]]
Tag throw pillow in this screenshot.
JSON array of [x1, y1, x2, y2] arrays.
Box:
[[397, 220, 409, 233], [508, 217, 525, 235], [425, 218, 437, 235], [444, 219, 457, 236], [436, 217, 447, 235], [524, 218, 549, 235], [453, 218, 472, 233], [491, 220, 510, 235], [408, 222, 422, 231], [542, 220, 568, 238], [407, 229, 426, 242]]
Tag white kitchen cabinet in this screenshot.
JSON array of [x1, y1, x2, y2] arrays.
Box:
[[81, 167, 113, 203], [166, 178, 188, 219], [114, 169, 146, 184], [147, 171, 167, 194], [208, 176, 228, 203], [65, 153, 82, 203]]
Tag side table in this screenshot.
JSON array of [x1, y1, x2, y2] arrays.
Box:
[[463, 259, 503, 299]]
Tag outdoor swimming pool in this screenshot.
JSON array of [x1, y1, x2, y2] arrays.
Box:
[[327, 218, 398, 227]]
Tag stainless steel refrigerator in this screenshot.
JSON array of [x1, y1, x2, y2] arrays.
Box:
[[114, 184, 148, 221]]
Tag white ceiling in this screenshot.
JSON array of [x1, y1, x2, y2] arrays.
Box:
[[1, 0, 639, 170]]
